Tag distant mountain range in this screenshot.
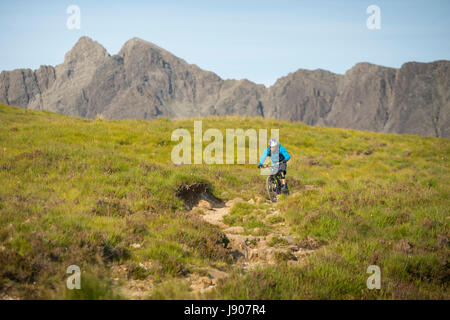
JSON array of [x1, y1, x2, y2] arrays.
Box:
[[0, 37, 448, 137]]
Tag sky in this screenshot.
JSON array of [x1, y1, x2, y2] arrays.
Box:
[[0, 0, 449, 86]]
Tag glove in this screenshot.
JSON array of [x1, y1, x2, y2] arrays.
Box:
[[258, 164, 262, 169]]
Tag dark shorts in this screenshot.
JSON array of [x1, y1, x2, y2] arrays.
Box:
[[277, 162, 287, 179]]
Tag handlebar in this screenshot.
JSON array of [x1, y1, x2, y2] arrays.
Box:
[[260, 160, 286, 168]]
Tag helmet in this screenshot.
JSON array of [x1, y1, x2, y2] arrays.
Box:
[[269, 138, 278, 147]]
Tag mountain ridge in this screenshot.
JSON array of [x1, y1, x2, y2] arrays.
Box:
[[0, 36, 448, 137]]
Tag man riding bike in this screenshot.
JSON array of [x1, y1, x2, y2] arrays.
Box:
[[258, 138, 291, 194]]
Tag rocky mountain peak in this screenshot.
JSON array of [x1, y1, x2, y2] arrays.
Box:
[[119, 37, 171, 59], [64, 36, 109, 65]]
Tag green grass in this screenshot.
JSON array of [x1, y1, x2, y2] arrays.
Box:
[[223, 201, 271, 234], [0, 103, 448, 299]]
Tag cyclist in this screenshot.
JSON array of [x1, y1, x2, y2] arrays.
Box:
[[258, 138, 291, 194]]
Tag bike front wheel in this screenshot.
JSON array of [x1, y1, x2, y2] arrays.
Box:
[[266, 175, 278, 202]]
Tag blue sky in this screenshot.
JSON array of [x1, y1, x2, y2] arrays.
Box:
[[0, 0, 449, 86]]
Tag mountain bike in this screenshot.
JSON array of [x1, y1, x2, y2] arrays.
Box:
[[261, 163, 288, 202]]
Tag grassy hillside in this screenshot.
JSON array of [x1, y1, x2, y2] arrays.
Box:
[[0, 103, 448, 299]]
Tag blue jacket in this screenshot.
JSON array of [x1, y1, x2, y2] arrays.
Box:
[[258, 143, 291, 166]]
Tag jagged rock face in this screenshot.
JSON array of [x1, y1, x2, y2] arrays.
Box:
[[0, 36, 448, 137], [0, 66, 55, 107], [325, 63, 397, 132], [384, 61, 450, 138], [214, 79, 265, 117], [263, 69, 340, 124]]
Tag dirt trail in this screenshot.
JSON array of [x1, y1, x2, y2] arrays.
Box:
[[115, 187, 320, 299], [188, 192, 318, 296]]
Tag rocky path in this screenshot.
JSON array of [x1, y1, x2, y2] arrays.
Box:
[[114, 189, 320, 299], [187, 194, 318, 296]]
